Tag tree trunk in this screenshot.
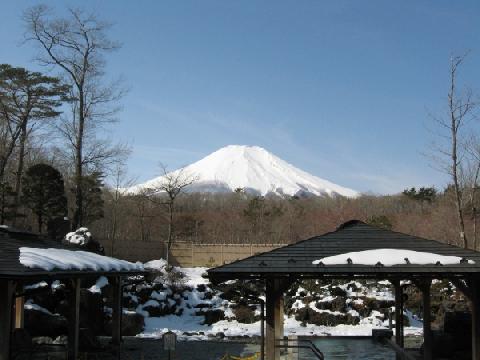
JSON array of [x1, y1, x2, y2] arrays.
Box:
[[73, 89, 85, 229], [450, 62, 468, 248], [12, 123, 28, 226], [166, 201, 174, 265]]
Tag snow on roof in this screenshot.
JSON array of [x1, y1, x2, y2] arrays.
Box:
[[312, 248, 475, 266], [19, 247, 144, 272]]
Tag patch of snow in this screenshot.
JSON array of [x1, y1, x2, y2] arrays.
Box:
[[313, 249, 475, 266], [24, 299, 54, 315], [24, 281, 48, 290], [88, 276, 109, 293], [144, 259, 168, 271], [19, 247, 144, 272], [51, 280, 63, 290]]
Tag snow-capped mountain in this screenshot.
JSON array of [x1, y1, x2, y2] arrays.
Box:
[[127, 145, 359, 198]]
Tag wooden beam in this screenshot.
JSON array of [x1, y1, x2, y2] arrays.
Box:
[[15, 296, 24, 329], [68, 279, 81, 360], [0, 280, 14, 360]]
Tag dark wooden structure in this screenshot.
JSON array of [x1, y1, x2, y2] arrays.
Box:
[[0, 226, 145, 360], [208, 220, 480, 360]]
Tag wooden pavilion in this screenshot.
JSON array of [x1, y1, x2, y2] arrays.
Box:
[[208, 220, 480, 360], [0, 226, 145, 360]]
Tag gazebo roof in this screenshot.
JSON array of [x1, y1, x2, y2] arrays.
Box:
[[0, 226, 145, 279], [208, 220, 480, 282]]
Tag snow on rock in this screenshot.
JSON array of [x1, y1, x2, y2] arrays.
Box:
[[24, 299, 54, 315], [88, 276, 109, 293], [65, 227, 92, 245], [24, 281, 48, 290], [127, 145, 359, 198], [19, 247, 144, 272], [144, 259, 168, 271], [313, 249, 475, 266]]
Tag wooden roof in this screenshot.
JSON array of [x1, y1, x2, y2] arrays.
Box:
[[0, 227, 145, 279], [208, 220, 480, 282]]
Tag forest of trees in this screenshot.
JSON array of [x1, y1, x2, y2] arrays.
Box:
[[1, 5, 479, 255]]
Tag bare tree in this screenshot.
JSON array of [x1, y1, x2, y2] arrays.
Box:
[[429, 53, 477, 248], [464, 136, 480, 249], [24, 5, 125, 229], [144, 165, 198, 265], [106, 164, 135, 256]]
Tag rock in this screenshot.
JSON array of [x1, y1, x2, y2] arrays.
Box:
[[196, 284, 207, 292], [105, 312, 144, 336], [25, 309, 67, 337], [347, 283, 360, 292], [316, 301, 332, 311], [143, 304, 165, 317], [194, 303, 212, 309], [80, 289, 104, 335], [233, 305, 256, 324], [198, 309, 225, 325], [331, 297, 346, 312], [330, 287, 347, 297], [136, 287, 153, 304]]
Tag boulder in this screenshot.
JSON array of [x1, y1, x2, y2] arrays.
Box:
[[331, 297, 346, 312], [198, 309, 225, 325], [25, 309, 67, 337], [105, 312, 144, 336], [80, 290, 104, 335]]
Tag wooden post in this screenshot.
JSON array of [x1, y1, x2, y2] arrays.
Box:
[[111, 276, 122, 355], [265, 279, 286, 360], [472, 278, 480, 360], [276, 295, 284, 344], [260, 300, 265, 360], [419, 280, 432, 360], [221, 243, 224, 264], [0, 280, 14, 360], [15, 296, 24, 328], [68, 279, 81, 360]]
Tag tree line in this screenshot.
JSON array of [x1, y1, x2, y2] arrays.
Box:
[[0, 5, 126, 237]]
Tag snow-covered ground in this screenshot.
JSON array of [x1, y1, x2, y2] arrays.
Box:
[[136, 263, 422, 341]]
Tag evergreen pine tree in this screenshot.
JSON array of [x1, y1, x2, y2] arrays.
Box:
[[0, 181, 17, 224], [22, 164, 67, 233], [79, 172, 105, 226]]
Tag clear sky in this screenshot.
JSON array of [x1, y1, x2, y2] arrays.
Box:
[[1, 1, 479, 194]]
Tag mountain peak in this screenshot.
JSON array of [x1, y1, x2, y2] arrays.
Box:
[[128, 145, 359, 198]]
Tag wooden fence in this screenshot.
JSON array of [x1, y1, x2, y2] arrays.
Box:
[[101, 239, 284, 267]]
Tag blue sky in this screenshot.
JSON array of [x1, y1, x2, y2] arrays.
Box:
[[1, 1, 479, 194]]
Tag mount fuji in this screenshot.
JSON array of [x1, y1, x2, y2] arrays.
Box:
[[127, 145, 359, 198]]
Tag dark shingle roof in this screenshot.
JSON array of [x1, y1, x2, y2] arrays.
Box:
[[208, 220, 480, 282], [0, 227, 144, 279]]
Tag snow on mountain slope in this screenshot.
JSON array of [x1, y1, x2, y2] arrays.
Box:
[[127, 145, 359, 198]]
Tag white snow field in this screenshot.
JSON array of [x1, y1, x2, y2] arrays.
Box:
[[19, 247, 144, 272], [138, 263, 422, 341], [127, 145, 359, 198], [313, 249, 475, 266]]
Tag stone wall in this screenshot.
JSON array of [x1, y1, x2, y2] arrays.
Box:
[[101, 239, 284, 267]]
